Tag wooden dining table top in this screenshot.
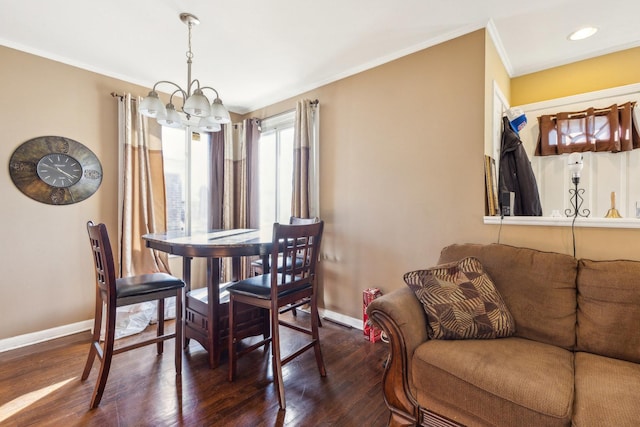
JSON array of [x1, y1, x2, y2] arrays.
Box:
[[142, 228, 274, 258]]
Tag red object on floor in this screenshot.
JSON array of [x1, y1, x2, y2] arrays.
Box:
[[363, 288, 383, 342]]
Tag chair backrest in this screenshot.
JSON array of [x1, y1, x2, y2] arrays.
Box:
[[289, 216, 319, 225], [289, 217, 320, 259], [270, 221, 324, 296], [87, 221, 117, 303]]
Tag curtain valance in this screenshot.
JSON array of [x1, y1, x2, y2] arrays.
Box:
[[535, 102, 640, 156]]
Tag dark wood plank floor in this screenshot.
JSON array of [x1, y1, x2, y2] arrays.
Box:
[[0, 312, 390, 426]]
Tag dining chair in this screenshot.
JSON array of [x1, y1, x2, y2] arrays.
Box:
[[227, 221, 325, 409], [251, 216, 322, 325], [250, 217, 319, 275], [81, 221, 185, 408]]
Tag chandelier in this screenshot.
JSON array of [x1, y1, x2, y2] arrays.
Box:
[[139, 13, 230, 132]]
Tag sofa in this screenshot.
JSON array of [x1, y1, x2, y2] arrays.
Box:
[[366, 243, 640, 427]]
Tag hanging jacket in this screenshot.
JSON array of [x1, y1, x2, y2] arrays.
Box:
[[498, 116, 542, 216]]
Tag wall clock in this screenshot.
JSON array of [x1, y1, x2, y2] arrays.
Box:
[[9, 136, 102, 205]]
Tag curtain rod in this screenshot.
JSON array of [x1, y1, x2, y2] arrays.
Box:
[[110, 92, 138, 101], [111, 92, 318, 109]]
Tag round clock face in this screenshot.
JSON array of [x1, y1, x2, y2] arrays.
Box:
[[9, 136, 103, 205]]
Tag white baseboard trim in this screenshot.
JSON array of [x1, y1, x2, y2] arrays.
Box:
[[0, 319, 93, 353], [320, 309, 362, 330], [0, 308, 362, 353]]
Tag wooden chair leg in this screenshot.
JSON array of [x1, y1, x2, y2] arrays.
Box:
[[175, 291, 183, 375], [262, 308, 271, 353], [228, 294, 237, 382], [81, 296, 103, 381], [311, 293, 326, 377], [157, 298, 165, 354], [89, 305, 117, 409], [271, 306, 286, 410]]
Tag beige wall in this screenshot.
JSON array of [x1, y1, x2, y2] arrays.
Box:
[[247, 30, 495, 319], [0, 45, 149, 339]]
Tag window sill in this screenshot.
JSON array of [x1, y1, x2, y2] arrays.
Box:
[[483, 216, 640, 229]]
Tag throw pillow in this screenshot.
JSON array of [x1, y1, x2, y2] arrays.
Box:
[[404, 257, 515, 340]]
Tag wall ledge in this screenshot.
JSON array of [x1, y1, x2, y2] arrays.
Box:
[[484, 216, 640, 228]]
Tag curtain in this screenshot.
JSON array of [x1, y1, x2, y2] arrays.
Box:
[[209, 130, 225, 230], [536, 102, 640, 156], [120, 94, 169, 276], [292, 99, 320, 218], [219, 118, 260, 281], [115, 94, 170, 338]]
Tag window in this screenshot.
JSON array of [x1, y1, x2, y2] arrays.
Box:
[[258, 112, 295, 229], [162, 127, 211, 234]]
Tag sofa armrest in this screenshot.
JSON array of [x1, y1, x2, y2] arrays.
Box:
[[367, 287, 428, 426]]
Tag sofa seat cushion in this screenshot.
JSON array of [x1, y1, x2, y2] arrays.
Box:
[[412, 337, 574, 427], [574, 352, 640, 427]]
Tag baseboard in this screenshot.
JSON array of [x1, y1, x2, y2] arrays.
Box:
[[0, 319, 93, 353], [0, 309, 362, 353], [320, 309, 362, 330]]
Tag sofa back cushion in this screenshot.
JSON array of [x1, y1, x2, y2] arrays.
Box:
[[439, 243, 578, 350], [576, 259, 640, 363]]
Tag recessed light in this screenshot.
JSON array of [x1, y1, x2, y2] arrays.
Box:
[[568, 26, 598, 41]]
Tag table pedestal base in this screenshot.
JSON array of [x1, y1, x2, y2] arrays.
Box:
[[185, 286, 269, 368]]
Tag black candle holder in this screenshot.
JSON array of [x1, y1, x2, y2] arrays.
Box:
[[565, 179, 590, 218]]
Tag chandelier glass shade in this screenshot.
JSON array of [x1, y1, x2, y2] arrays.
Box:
[[139, 13, 230, 132]]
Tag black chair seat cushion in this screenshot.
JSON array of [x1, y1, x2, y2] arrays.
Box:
[[227, 273, 311, 300], [116, 273, 185, 299]]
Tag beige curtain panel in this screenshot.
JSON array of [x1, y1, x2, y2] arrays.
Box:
[[119, 94, 170, 277], [292, 99, 315, 218], [536, 101, 640, 156]]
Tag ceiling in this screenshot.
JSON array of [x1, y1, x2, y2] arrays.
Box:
[[1, 0, 639, 114]]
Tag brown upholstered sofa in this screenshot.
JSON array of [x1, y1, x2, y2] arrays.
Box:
[[367, 243, 640, 427]]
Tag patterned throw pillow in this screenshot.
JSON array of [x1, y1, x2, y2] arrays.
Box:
[[404, 257, 515, 340]]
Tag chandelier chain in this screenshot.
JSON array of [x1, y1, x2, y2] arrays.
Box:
[[186, 21, 194, 60]]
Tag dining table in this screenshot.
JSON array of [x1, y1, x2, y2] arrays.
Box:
[[142, 228, 273, 368]]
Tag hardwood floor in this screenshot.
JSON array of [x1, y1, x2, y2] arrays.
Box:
[[0, 312, 390, 426]]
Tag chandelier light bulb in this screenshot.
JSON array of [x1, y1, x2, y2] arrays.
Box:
[[139, 91, 166, 118], [198, 116, 222, 132], [210, 98, 231, 124], [157, 103, 183, 128], [183, 89, 211, 117]]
